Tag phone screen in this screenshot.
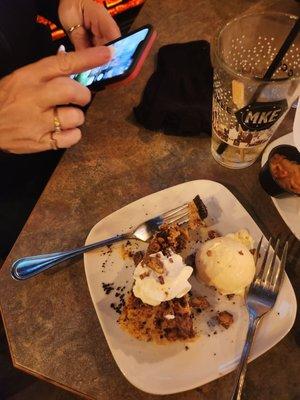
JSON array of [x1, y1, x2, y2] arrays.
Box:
[[71, 27, 150, 87]]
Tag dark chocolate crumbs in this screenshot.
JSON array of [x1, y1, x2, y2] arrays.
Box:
[[102, 282, 114, 295]]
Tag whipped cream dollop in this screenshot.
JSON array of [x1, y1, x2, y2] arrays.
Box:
[[133, 251, 193, 306]]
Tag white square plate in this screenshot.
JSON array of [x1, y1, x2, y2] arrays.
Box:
[[84, 180, 296, 395]]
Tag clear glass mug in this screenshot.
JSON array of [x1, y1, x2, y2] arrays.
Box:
[[211, 12, 300, 169]]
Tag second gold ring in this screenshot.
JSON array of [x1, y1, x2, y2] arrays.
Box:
[[68, 24, 83, 34], [53, 108, 62, 133]]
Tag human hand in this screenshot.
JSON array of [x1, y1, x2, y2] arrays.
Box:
[[59, 0, 120, 50], [0, 46, 111, 154]]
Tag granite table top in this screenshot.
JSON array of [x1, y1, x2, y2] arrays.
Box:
[[0, 0, 299, 399]]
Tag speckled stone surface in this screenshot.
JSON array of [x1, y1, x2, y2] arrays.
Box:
[[1, 1, 300, 399]]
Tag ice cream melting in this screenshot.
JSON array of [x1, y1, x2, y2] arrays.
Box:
[[195, 229, 255, 295]]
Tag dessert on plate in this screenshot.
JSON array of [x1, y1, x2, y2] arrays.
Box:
[[118, 195, 256, 344], [119, 197, 211, 343]]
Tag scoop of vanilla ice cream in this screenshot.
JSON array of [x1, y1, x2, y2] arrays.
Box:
[[133, 251, 193, 306], [195, 231, 255, 295], [225, 229, 254, 250]]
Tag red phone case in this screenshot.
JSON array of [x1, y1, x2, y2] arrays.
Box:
[[108, 30, 157, 89]]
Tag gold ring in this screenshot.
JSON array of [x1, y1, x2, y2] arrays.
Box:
[[68, 24, 83, 34], [51, 108, 61, 150], [50, 132, 59, 150], [53, 107, 61, 133]]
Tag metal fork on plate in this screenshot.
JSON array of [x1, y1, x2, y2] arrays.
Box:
[[230, 237, 288, 400], [11, 202, 190, 281]]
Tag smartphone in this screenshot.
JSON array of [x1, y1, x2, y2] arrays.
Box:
[[71, 25, 156, 90]]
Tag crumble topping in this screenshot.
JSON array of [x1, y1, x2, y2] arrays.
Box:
[[190, 296, 210, 310], [217, 311, 234, 329], [147, 224, 188, 255], [133, 250, 144, 266], [118, 292, 195, 343], [142, 253, 165, 274]]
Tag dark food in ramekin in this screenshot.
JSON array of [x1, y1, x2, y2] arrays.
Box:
[[259, 145, 300, 197]]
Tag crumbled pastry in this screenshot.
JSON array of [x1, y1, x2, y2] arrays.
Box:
[[142, 253, 165, 274], [217, 311, 234, 329], [188, 203, 200, 230], [139, 271, 150, 280], [147, 224, 188, 255], [133, 251, 144, 266], [207, 230, 221, 240], [188, 195, 208, 229], [118, 292, 195, 343], [226, 294, 235, 300], [119, 222, 195, 343], [190, 296, 210, 310]]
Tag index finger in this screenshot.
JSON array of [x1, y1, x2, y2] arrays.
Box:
[[26, 46, 112, 81]]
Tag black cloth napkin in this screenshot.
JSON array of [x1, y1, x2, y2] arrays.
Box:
[[134, 40, 213, 136]]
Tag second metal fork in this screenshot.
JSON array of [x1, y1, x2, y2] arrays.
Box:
[[230, 237, 288, 400]]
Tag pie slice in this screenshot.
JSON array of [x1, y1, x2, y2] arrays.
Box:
[[119, 292, 194, 343], [118, 196, 208, 343]]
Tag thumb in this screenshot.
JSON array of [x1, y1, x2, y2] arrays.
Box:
[[26, 46, 112, 81]]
